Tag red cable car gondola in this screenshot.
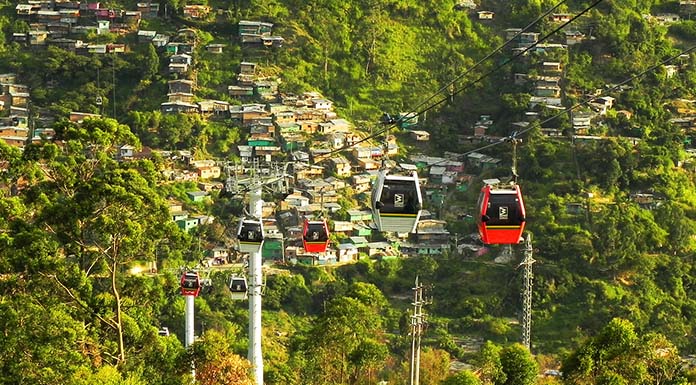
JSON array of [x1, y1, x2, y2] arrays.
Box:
[[180, 271, 202, 297], [477, 183, 526, 245], [302, 219, 330, 253]]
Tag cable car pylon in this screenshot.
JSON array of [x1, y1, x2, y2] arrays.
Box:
[[228, 161, 291, 385], [519, 233, 535, 350]]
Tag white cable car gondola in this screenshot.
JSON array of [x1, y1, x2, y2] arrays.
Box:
[[228, 275, 248, 300], [371, 169, 423, 233], [237, 218, 264, 253]]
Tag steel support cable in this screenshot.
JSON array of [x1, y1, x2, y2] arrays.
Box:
[[404, 7, 696, 169], [322, 0, 604, 159]]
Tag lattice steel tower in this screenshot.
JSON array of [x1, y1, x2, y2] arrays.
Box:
[[519, 234, 535, 350]]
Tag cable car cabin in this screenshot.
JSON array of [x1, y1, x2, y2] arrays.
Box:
[[180, 271, 202, 297], [477, 184, 526, 245], [228, 275, 248, 300], [237, 218, 264, 253], [371, 170, 423, 233], [303, 219, 330, 253]]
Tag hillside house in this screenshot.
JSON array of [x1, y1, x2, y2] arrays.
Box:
[[351, 173, 372, 193], [653, 13, 681, 24], [477, 10, 494, 19], [177, 217, 199, 232], [182, 5, 210, 19], [169, 79, 194, 94], [229, 86, 254, 98], [152, 34, 169, 47], [357, 158, 379, 171], [137, 29, 156, 42], [198, 100, 230, 115], [473, 125, 487, 137], [29, 30, 48, 45], [324, 176, 346, 190], [69, 111, 102, 123], [124, 11, 142, 26], [16, 4, 40, 17], [327, 156, 352, 177], [37, 10, 61, 23], [564, 30, 586, 45], [284, 193, 310, 208], [119, 144, 135, 158], [137, 2, 159, 18], [535, 85, 561, 97], [467, 152, 501, 170], [529, 96, 562, 107], [170, 53, 192, 65], [206, 44, 224, 53], [519, 32, 539, 47], [167, 92, 194, 103], [348, 210, 372, 223], [261, 36, 284, 47], [311, 98, 332, 110], [337, 243, 359, 262], [410, 130, 430, 141], [238, 20, 273, 36], [591, 96, 615, 115], [186, 191, 209, 202], [549, 13, 571, 22], [294, 164, 324, 180], [160, 101, 199, 114], [367, 242, 397, 258], [541, 61, 562, 73], [332, 221, 354, 234], [196, 165, 221, 179], [240, 61, 256, 74], [505, 28, 523, 40], [572, 111, 593, 132]]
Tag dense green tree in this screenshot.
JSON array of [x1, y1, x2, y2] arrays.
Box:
[[562, 318, 687, 385], [444, 370, 482, 385], [499, 344, 538, 385]]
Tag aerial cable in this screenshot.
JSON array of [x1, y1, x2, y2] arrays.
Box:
[[524, 44, 696, 136], [410, 0, 605, 126], [396, 0, 571, 127], [421, 43, 696, 169], [322, 0, 604, 159]]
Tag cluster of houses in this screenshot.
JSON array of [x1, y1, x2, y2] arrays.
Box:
[[12, 0, 155, 52], [160, 20, 285, 116], [0, 73, 56, 148]]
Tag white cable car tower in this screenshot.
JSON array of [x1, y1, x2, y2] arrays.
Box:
[[228, 161, 290, 385]]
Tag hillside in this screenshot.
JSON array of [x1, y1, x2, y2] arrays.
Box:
[[0, 0, 695, 384]]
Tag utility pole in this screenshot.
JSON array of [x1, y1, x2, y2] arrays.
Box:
[[409, 276, 428, 385], [248, 185, 263, 385], [519, 234, 535, 350]]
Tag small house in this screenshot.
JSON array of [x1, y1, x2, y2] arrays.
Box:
[[549, 13, 571, 22], [186, 191, 209, 202], [206, 44, 225, 53], [169, 79, 194, 94], [477, 11, 494, 20], [410, 130, 430, 141]]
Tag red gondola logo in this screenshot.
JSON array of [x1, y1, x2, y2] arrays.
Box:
[[499, 206, 508, 220]]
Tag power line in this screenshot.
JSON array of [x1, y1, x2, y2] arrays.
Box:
[[411, 0, 604, 121], [413, 43, 696, 170], [398, 0, 571, 127], [322, 0, 604, 159]]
